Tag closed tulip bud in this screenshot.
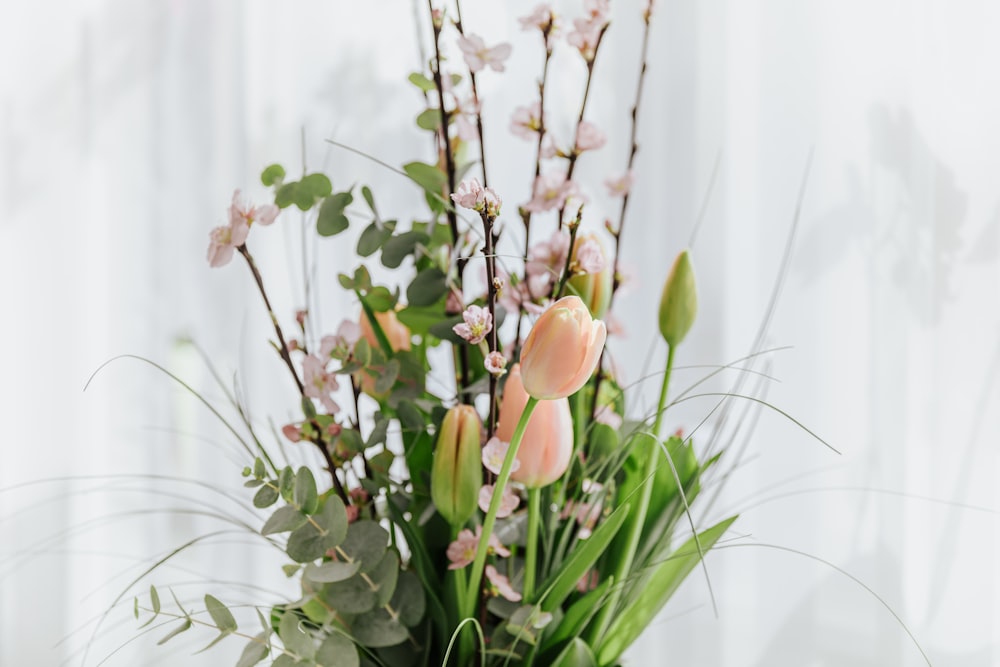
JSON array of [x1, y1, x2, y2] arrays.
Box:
[[658, 249, 697, 347], [357, 308, 412, 397], [431, 405, 484, 526], [497, 365, 574, 488], [520, 296, 607, 400], [567, 233, 613, 318]]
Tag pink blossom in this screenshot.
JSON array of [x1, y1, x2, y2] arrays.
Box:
[[594, 404, 623, 429], [510, 102, 542, 140], [320, 320, 362, 358], [524, 172, 573, 213], [302, 354, 340, 414], [229, 189, 279, 228], [574, 120, 606, 153], [281, 423, 302, 442], [479, 483, 519, 518], [527, 229, 571, 286], [482, 436, 520, 475], [455, 114, 478, 142], [446, 527, 510, 570], [604, 312, 626, 338], [604, 170, 636, 198], [453, 305, 493, 344], [481, 187, 502, 218], [484, 351, 507, 376], [457, 34, 512, 73], [540, 134, 558, 159], [206, 219, 249, 268], [574, 237, 606, 274], [567, 7, 607, 62], [519, 4, 555, 33], [485, 565, 522, 601], [585, 0, 611, 21], [452, 178, 485, 210]]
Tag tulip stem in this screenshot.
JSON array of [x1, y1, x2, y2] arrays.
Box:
[[586, 343, 675, 648], [524, 486, 542, 600], [461, 397, 539, 622]]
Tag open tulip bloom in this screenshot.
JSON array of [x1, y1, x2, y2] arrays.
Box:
[[118, 4, 848, 667]]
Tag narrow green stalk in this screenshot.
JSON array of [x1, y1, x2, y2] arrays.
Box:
[[524, 486, 542, 600], [461, 397, 539, 618], [586, 344, 675, 647]]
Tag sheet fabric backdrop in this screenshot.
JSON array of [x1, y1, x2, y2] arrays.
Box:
[[1, 1, 997, 665]]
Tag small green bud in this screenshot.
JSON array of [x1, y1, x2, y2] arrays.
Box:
[[658, 249, 697, 347], [431, 405, 483, 527]]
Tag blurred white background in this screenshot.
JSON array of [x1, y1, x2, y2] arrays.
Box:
[[1, 1, 998, 665]]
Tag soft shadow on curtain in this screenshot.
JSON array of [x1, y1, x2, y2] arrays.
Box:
[[1, 1, 996, 665]]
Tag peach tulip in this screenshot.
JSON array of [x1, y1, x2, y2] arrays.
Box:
[[357, 309, 411, 396], [519, 295, 606, 400], [497, 364, 573, 488]]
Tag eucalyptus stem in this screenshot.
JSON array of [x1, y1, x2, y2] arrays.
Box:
[[461, 397, 539, 619], [524, 486, 542, 600], [586, 343, 675, 647]]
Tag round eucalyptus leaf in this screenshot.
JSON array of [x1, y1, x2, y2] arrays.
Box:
[[294, 467, 319, 515], [390, 571, 426, 627], [339, 521, 389, 573], [253, 484, 279, 509], [261, 506, 307, 536], [304, 560, 361, 584], [316, 632, 360, 667], [324, 573, 377, 614], [349, 608, 409, 648], [369, 550, 400, 607], [278, 612, 315, 660]]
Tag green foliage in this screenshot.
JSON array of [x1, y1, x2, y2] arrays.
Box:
[[260, 164, 286, 187], [317, 191, 353, 236], [275, 172, 333, 211], [406, 268, 448, 307]]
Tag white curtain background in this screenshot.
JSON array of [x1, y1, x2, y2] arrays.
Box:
[[1, 1, 997, 665]]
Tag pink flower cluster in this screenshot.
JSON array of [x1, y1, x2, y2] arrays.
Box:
[[567, 0, 610, 61], [207, 190, 279, 268], [457, 34, 512, 74], [452, 304, 493, 344], [450, 177, 502, 218]]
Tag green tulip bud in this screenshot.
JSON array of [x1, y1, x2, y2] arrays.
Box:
[[431, 405, 483, 526], [658, 249, 697, 347]]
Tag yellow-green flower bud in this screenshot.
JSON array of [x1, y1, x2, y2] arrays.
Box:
[[431, 405, 483, 526], [658, 249, 697, 347], [567, 233, 613, 319]]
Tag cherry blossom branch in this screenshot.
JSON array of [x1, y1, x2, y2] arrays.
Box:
[[589, 3, 654, 421], [427, 1, 472, 403], [556, 25, 609, 227], [515, 18, 555, 348], [480, 209, 500, 436], [236, 244, 349, 504], [453, 2, 489, 188]]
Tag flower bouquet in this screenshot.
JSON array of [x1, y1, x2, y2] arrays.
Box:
[[136, 2, 740, 666]]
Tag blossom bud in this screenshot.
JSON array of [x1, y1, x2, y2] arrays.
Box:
[[567, 233, 613, 318], [431, 405, 484, 526], [520, 296, 606, 399], [657, 249, 697, 347], [496, 365, 573, 488]]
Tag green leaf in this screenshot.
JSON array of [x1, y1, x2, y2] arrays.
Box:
[[374, 359, 400, 395], [317, 192, 353, 237], [407, 72, 436, 92], [150, 585, 161, 614], [324, 573, 378, 614], [536, 501, 630, 612], [278, 612, 316, 660], [294, 467, 319, 514], [339, 427, 365, 456], [279, 467, 295, 502], [406, 268, 448, 307], [271, 656, 298, 667], [369, 550, 400, 607], [316, 632, 360, 667], [253, 457, 266, 479], [395, 400, 424, 433], [349, 608, 409, 648], [304, 560, 362, 583], [253, 484, 279, 509], [236, 634, 270, 667], [395, 305, 444, 336], [389, 570, 426, 627], [597, 516, 738, 665], [361, 185, 377, 216], [339, 521, 389, 573], [365, 286, 397, 312], [286, 497, 349, 563], [402, 162, 446, 197], [205, 594, 238, 632], [540, 578, 612, 652], [301, 172, 333, 198], [275, 182, 298, 209], [416, 108, 443, 131], [357, 221, 394, 257], [157, 618, 192, 645], [262, 506, 308, 535], [427, 314, 465, 344], [261, 164, 286, 187], [552, 638, 597, 667], [381, 231, 430, 269]]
